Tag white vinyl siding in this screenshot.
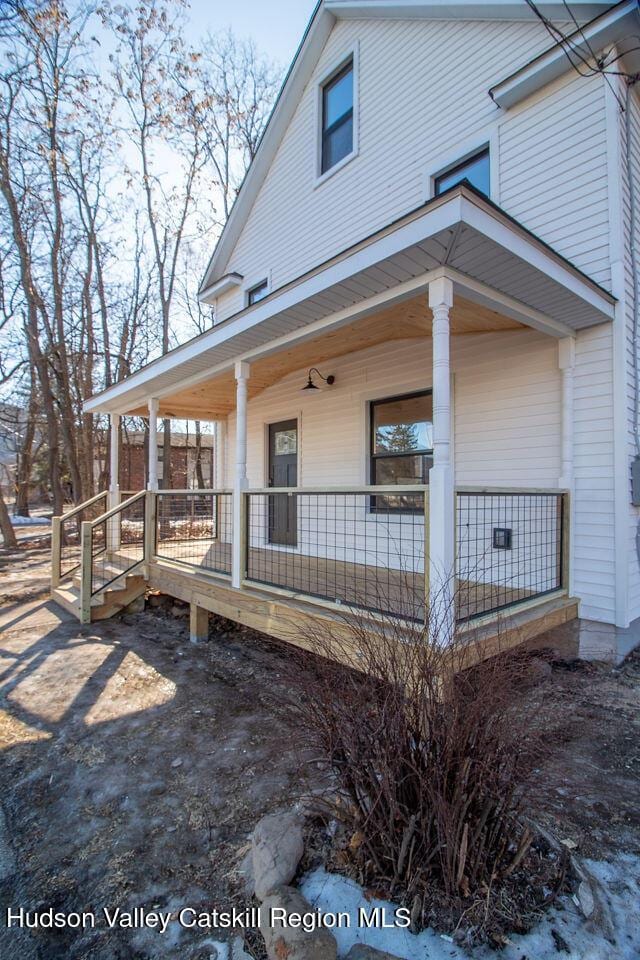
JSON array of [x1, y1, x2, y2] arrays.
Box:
[[215, 17, 604, 322], [499, 71, 610, 287], [222, 329, 615, 619]]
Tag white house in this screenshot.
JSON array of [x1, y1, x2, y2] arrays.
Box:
[[53, 0, 640, 663]]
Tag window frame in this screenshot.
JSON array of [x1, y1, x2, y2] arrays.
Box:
[[369, 388, 433, 513], [432, 146, 491, 199], [246, 278, 269, 307], [315, 46, 359, 187]]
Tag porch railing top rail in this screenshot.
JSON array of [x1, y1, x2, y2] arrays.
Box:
[[155, 488, 232, 495], [55, 488, 107, 522], [456, 485, 569, 495], [246, 485, 429, 495], [85, 489, 146, 528]]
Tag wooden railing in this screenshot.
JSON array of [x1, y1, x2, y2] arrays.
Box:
[[51, 490, 108, 587], [78, 490, 147, 623]]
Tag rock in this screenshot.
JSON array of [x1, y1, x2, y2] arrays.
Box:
[[529, 658, 552, 680], [171, 758, 183, 768], [260, 886, 337, 960], [346, 946, 404, 960], [578, 879, 595, 917], [252, 810, 305, 900]]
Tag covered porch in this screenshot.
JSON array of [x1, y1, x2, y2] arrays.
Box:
[[63, 185, 614, 649]]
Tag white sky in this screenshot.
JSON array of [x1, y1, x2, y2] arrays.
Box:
[[185, 0, 317, 67]]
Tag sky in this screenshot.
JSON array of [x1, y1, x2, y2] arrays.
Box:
[[185, 0, 318, 68]]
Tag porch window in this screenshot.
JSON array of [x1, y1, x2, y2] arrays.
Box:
[[370, 390, 433, 509], [321, 60, 354, 174], [434, 147, 490, 197]]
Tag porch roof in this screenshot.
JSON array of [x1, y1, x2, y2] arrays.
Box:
[[85, 184, 616, 418]]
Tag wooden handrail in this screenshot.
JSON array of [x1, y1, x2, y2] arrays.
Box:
[[57, 489, 108, 524], [456, 486, 569, 495], [88, 489, 146, 528], [245, 485, 429, 495], [154, 488, 232, 496]]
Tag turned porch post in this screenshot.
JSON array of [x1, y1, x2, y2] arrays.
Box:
[[107, 412, 121, 553], [232, 361, 250, 588], [559, 337, 575, 595], [428, 276, 455, 638], [147, 397, 159, 491]]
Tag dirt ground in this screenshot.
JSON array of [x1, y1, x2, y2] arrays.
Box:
[[0, 543, 639, 959]]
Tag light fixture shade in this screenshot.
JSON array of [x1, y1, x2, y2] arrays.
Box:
[[302, 376, 319, 391]]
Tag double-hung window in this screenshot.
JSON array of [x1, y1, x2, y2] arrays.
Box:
[[321, 60, 354, 175], [370, 390, 433, 510]]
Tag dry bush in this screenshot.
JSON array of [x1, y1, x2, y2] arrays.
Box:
[[282, 585, 562, 942]]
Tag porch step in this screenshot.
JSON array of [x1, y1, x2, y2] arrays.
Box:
[[51, 570, 147, 623]]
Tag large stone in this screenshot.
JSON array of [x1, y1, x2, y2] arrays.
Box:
[[346, 947, 404, 960], [252, 810, 305, 900], [260, 886, 337, 960]]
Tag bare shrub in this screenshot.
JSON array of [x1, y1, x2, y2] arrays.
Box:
[[282, 585, 561, 941]]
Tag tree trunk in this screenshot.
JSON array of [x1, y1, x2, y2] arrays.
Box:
[[0, 486, 18, 549], [194, 420, 205, 489]]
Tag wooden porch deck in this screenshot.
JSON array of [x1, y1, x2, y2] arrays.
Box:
[[153, 537, 537, 623]]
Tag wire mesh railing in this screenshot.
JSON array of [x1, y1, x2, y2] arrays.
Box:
[[54, 491, 109, 583], [455, 489, 566, 622], [154, 490, 232, 576], [86, 491, 146, 599], [244, 487, 428, 621]]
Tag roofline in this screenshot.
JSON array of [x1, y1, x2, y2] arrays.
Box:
[[87, 184, 616, 414], [489, 0, 639, 108], [200, 0, 616, 293], [198, 0, 331, 296]]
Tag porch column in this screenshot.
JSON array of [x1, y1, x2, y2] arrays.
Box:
[[428, 276, 455, 639], [107, 413, 121, 553], [147, 397, 159, 491], [108, 412, 120, 507], [232, 361, 250, 588], [559, 337, 575, 595], [558, 338, 575, 492]]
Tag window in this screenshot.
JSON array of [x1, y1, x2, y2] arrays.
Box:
[[370, 391, 433, 509], [247, 279, 268, 305], [434, 147, 490, 197], [321, 60, 354, 174]]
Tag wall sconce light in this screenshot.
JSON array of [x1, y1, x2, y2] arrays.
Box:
[[301, 367, 335, 391]]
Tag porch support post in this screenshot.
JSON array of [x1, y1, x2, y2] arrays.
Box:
[[190, 602, 209, 644], [107, 412, 121, 553], [559, 337, 575, 595], [428, 276, 455, 640], [147, 398, 159, 491], [232, 361, 250, 589]]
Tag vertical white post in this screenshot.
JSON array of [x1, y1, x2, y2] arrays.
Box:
[[428, 276, 455, 640], [107, 412, 121, 554], [147, 398, 159, 492], [559, 337, 575, 595], [232, 362, 250, 588]]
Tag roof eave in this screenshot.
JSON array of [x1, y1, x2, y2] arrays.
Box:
[[489, 0, 639, 109]]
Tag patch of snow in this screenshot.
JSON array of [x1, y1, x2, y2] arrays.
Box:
[[300, 853, 640, 960], [11, 515, 51, 526]]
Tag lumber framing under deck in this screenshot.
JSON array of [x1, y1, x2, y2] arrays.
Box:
[[147, 557, 579, 670]]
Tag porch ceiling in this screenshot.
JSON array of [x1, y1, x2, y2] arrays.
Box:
[[130, 295, 523, 418], [85, 184, 615, 418]]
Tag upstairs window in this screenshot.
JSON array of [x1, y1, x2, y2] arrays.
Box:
[[321, 60, 354, 174], [434, 147, 490, 197], [247, 279, 268, 305]]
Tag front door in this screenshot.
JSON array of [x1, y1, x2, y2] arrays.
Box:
[[268, 419, 298, 545]]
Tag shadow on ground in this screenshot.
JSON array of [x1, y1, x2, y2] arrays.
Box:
[[0, 581, 322, 959]]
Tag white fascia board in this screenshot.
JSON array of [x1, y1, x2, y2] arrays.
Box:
[[199, 273, 243, 304], [326, 0, 610, 19], [490, 0, 639, 109], [458, 196, 616, 319], [198, 5, 335, 293]]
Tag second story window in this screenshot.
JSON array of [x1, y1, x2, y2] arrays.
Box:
[[321, 59, 354, 174], [247, 279, 268, 305], [434, 147, 490, 198]]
